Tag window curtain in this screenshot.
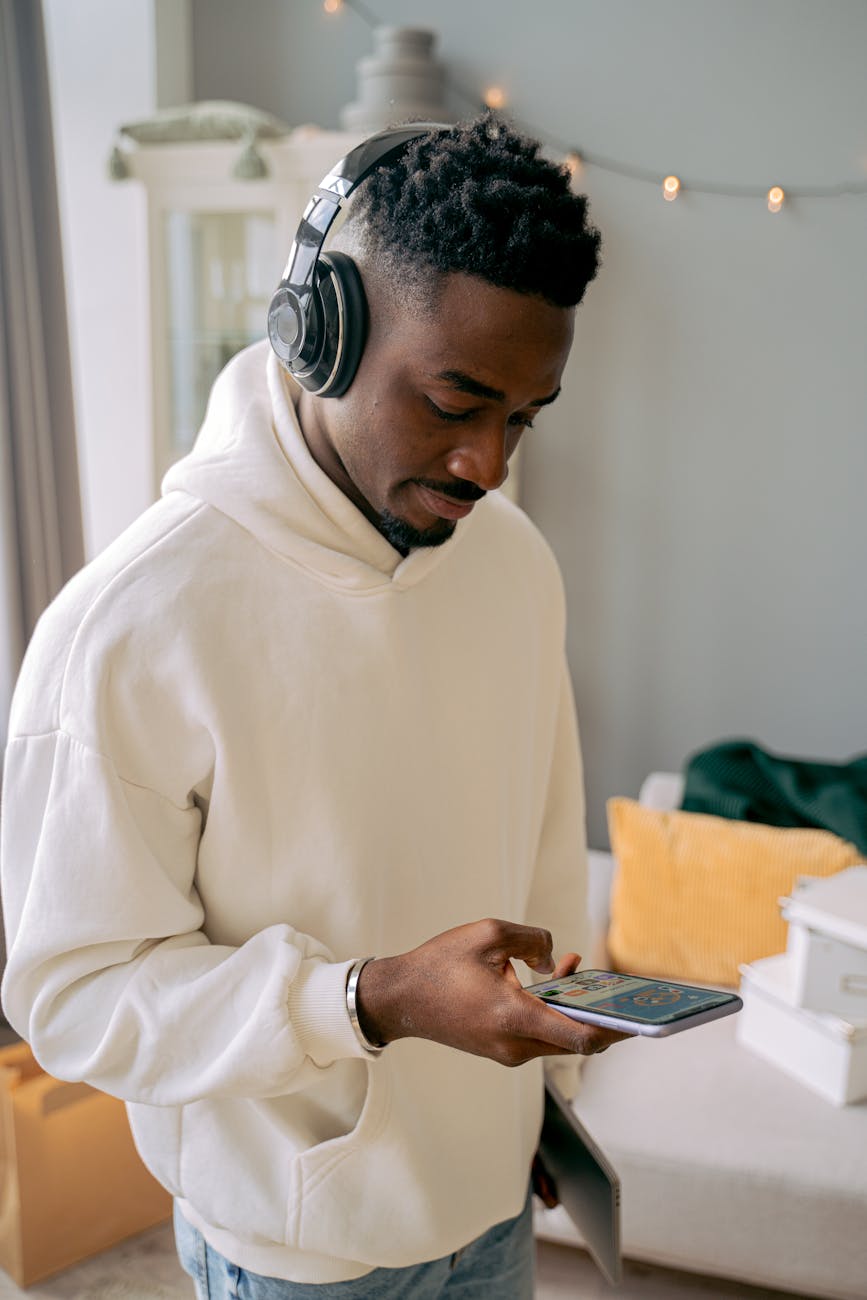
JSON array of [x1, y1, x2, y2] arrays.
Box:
[[1, 0, 85, 1010], [0, 0, 84, 754]]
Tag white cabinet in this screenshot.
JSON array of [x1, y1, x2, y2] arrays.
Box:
[[124, 128, 361, 492]]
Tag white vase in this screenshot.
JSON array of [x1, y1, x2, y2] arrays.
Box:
[[340, 27, 450, 133]]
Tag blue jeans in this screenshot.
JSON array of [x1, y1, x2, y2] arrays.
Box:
[[173, 1189, 534, 1299]]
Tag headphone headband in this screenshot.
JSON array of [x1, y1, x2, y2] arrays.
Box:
[[318, 122, 451, 201], [268, 123, 449, 391]]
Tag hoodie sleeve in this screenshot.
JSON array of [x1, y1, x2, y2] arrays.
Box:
[[523, 658, 590, 1100], [0, 725, 372, 1107]]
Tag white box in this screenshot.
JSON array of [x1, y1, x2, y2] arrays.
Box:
[[785, 922, 867, 1020], [738, 954, 867, 1106], [780, 866, 867, 1020]]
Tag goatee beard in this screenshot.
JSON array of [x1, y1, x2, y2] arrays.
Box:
[[376, 509, 456, 555]]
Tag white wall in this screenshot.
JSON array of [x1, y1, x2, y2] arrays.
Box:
[[43, 0, 157, 557], [542, 164, 867, 844], [44, 0, 192, 558]]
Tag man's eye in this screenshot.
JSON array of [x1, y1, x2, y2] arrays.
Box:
[[425, 398, 535, 430], [425, 397, 474, 423]]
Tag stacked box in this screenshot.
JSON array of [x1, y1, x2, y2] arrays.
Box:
[[738, 954, 867, 1105], [781, 865, 867, 1021], [738, 865, 867, 1106]]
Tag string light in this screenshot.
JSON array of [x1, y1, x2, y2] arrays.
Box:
[[331, 0, 867, 210], [483, 86, 506, 110]]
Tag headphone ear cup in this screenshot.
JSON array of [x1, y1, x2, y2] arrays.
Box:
[[313, 251, 368, 398]]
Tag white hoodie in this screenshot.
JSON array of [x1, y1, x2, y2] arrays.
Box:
[[1, 340, 588, 1282]]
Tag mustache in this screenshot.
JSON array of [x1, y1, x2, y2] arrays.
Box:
[[414, 477, 487, 503]]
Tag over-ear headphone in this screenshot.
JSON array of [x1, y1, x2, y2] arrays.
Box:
[[268, 123, 448, 398]]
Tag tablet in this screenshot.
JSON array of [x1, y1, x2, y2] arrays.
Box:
[[538, 1081, 622, 1285]]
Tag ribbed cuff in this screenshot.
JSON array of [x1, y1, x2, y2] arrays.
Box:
[[287, 957, 371, 1066]]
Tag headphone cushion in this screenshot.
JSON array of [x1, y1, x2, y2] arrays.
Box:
[[316, 251, 368, 397]]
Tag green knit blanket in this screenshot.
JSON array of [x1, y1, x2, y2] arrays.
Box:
[[681, 740, 867, 856]]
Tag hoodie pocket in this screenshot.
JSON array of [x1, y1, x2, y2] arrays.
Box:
[[291, 1055, 397, 1237], [137, 1057, 391, 1250], [126, 1099, 183, 1197], [293, 1054, 392, 1202]]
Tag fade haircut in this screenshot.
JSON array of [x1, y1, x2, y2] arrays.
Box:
[[340, 113, 602, 309]]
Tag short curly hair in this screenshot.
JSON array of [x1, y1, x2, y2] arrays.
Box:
[[343, 113, 602, 309]]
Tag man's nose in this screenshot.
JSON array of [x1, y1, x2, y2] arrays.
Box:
[[443, 421, 510, 493]]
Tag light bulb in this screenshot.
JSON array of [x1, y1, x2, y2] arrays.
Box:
[[767, 185, 785, 213], [323, 0, 343, 13], [662, 175, 681, 202], [484, 86, 506, 111]]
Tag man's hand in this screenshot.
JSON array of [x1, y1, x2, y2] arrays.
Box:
[[531, 1152, 560, 1209], [355, 919, 629, 1066]]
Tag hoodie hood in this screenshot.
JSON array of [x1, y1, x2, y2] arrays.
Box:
[[162, 340, 479, 593]]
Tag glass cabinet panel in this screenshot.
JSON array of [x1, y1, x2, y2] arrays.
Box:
[[164, 211, 278, 458]]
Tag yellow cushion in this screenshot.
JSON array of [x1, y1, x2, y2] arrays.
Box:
[[606, 798, 863, 987]]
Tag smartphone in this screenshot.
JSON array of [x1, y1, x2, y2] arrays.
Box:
[[526, 969, 743, 1037]]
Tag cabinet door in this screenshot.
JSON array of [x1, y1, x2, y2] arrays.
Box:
[[162, 209, 278, 464], [139, 132, 360, 492]]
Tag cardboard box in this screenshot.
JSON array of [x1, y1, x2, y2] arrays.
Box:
[[738, 955, 867, 1106], [781, 866, 867, 1020], [0, 1041, 172, 1286]]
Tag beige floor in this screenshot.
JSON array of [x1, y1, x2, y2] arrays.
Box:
[[0, 1221, 816, 1300]]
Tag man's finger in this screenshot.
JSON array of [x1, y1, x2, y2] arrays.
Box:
[[480, 919, 555, 973]]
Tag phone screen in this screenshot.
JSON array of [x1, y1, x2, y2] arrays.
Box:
[[530, 970, 735, 1025]]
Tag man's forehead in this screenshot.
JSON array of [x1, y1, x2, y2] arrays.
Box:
[[372, 268, 575, 398]]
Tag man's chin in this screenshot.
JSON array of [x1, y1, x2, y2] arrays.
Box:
[[377, 509, 456, 554]]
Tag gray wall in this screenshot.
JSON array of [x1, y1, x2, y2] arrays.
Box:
[[193, 0, 867, 847]]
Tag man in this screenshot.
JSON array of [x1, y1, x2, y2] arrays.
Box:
[[1, 116, 623, 1298]]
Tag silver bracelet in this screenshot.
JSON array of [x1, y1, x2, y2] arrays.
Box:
[[346, 957, 385, 1054]]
